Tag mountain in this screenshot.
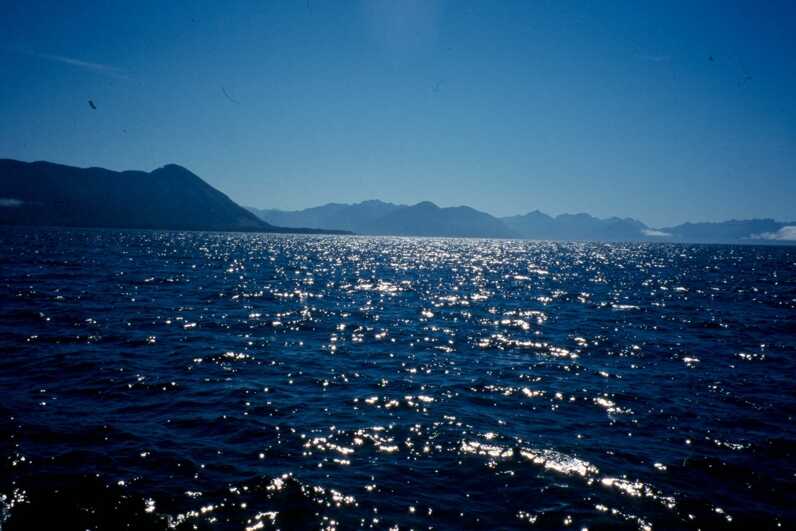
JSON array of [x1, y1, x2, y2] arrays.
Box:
[[0, 159, 348, 234], [6, 159, 786, 243], [499, 210, 556, 237], [252, 199, 795, 244], [502, 211, 648, 241], [254, 201, 645, 240], [659, 219, 795, 243], [248, 200, 402, 234], [369, 201, 515, 238], [249, 200, 515, 238], [504, 212, 796, 243]]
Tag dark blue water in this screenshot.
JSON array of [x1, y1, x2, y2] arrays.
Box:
[[1, 228, 794, 530]]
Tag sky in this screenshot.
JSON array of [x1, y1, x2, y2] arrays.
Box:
[[1, 1, 795, 227]]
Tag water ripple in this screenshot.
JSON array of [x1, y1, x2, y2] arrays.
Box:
[[0, 229, 794, 529]]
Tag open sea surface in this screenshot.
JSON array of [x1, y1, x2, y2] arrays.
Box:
[[0, 227, 794, 530]]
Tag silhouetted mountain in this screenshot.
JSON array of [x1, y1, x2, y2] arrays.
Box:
[[252, 199, 795, 244], [250, 200, 515, 238], [502, 211, 648, 241], [0, 159, 348, 234], [3, 161, 790, 243], [370, 201, 515, 238], [248, 200, 401, 233], [659, 219, 795, 243], [500, 210, 556, 236]]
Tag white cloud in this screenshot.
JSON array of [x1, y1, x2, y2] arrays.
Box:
[[752, 226, 796, 241], [6, 47, 128, 79], [37, 52, 128, 78], [642, 228, 671, 237], [0, 198, 24, 207], [640, 54, 671, 63]]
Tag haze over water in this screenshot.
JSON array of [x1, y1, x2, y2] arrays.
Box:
[[1, 228, 794, 529]]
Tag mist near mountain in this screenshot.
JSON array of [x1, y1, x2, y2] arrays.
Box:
[[659, 219, 791, 243]]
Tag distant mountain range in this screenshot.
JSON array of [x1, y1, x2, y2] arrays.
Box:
[[0, 159, 348, 234], [249, 200, 796, 244], [1, 159, 792, 243], [251, 200, 515, 238]]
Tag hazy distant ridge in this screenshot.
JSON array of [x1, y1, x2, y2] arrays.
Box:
[[1, 158, 790, 242], [249, 200, 514, 238], [250, 201, 795, 244]]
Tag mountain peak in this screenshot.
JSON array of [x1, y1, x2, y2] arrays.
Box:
[[0, 159, 272, 232], [556, 212, 596, 220], [520, 209, 553, 220], [151, 163, 196, 177]]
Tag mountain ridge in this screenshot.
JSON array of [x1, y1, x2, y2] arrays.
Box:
[[0, 159, 349, 235], [1, 158, 792, 243], [249, 200, 795, 244]]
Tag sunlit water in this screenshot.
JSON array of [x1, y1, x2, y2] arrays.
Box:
[[0, 228, 794, 530]]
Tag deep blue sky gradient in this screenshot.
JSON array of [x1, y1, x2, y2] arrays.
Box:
[[1, 1, 794, 226]]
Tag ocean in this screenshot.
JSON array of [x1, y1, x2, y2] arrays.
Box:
[[0, 228, 794, 530]]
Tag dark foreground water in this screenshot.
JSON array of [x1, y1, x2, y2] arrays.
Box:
[[0, 228, 794, 530]]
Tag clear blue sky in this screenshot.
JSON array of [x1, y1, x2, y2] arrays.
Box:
[[1, 1, 794, 227]]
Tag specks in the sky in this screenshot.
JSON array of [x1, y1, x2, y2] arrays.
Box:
[[221, 86, 240, 104], [88, 100, 97, 110]]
